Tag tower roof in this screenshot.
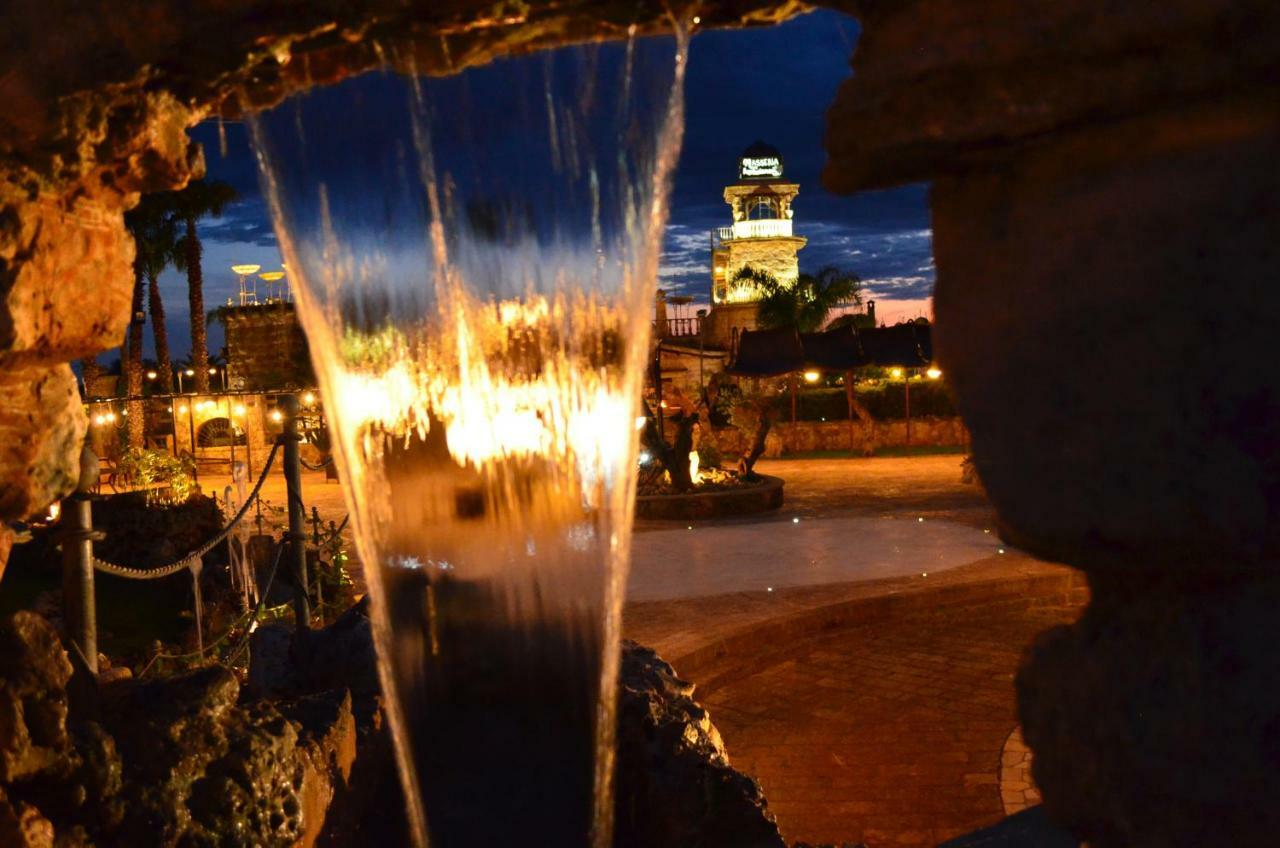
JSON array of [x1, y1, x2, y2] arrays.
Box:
[[738, 141, 784, 180]]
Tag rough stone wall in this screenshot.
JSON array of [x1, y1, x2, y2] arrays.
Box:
[[723, 236, 805, 292], [711, 416, 968, 456], [223, 304, 311, 391], [701, 302, 761, 351]]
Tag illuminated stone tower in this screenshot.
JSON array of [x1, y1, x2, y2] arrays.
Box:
[[711, 141, 807, 304]]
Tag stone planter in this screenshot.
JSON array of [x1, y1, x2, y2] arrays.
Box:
[[635, 475, 784, 521]]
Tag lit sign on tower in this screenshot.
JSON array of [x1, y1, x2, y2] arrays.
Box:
[[739, 156, 783, 179]]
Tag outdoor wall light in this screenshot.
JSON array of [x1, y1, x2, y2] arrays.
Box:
[[803, 370, 820, 383]]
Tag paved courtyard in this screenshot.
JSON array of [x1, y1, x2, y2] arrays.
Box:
[[696, 592, 1081, 847], [204, 453, 1079, 845]]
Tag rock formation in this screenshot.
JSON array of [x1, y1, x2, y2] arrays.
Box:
[[0, 611, 358, 847], [821, 0, 1280, 844]]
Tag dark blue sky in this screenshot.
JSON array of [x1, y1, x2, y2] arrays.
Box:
[[143, 8, 933, 360]]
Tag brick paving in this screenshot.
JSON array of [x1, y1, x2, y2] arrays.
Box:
[[694, 597, 1084, 847]]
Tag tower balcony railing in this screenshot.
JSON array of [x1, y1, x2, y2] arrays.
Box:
[[714, 218, 794, 244]]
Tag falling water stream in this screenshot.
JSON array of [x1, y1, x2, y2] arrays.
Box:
[[249, 24, 688, 848]]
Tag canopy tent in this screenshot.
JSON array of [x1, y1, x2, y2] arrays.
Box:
[[726, 326, 805, 376], [857, 323, 932, 368], [728, 322, 931, 376]]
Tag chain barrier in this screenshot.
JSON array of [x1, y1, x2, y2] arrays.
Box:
[[137, 541, 286, 677], [299, 455, 333, 471], [90, 442, 282, 580]]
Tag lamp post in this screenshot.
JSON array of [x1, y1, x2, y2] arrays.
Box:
[[232, 264, 262, 306], [259, 270, 286, 303]]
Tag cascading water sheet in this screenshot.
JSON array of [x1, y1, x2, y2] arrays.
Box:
[[250, 26, 687, 848]]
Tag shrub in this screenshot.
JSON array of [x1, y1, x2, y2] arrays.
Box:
[[696, 443, 724, 470], [116, 448, 197, 506], [769, 380, 958, 422]]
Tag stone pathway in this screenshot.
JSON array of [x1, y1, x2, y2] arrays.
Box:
[[999, 727, 1041, 816], [693, 597, 1080, 847]]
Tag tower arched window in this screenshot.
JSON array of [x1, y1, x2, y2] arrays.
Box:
[[745, 196, 780, 220]]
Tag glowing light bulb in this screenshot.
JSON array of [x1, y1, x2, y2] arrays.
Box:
[[270, 409, 283, 423], [926, 367, 942, 380], [803, 370, 820, 383], [146, 370, 157, 380], [178, 405, 188, 414], [890, 367, 904, 379], [302, 392, 316, 406], [234, 404, 246, 416]]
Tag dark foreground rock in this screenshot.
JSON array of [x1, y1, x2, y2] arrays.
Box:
[[0, 602, 795, 847], [615, 640, 784, 848], [0, 611, 357, 847]]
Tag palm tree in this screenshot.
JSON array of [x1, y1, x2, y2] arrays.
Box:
[[751, 265, 862, 333], [123, 195, 175, 446], [169, 180, 238, 393]]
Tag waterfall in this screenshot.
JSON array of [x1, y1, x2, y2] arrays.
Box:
[[249, 24, 689, 847]]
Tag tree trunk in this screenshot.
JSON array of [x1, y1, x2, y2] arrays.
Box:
[[186, 217, 210, 393], [80, 356, 100, 398], [738, 402, 775, 478], [147, 270, 173, 392], [127, 272, 146, 448]]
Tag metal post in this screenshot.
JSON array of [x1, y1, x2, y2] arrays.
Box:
[[61, 450, 102, 674], [790, 372, 798, 425], [846, 370, 856, 454], [186, 401, 199, 486], [905, 372, 912, 447], [280, 395, 311, 632]]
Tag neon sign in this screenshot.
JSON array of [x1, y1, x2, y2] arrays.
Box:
[[740, 156, 782, 178]]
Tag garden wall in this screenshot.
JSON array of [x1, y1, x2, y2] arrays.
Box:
[[709, 416, 969, 457]]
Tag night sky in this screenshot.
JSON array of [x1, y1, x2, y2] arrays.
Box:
[[137, 8, 933, 362]]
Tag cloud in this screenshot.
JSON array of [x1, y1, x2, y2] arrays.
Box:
[[198, 198, 279, 247]]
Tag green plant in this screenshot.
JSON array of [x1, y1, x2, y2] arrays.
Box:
[[696, 443, 724, 470], [738, 265, 861, 333], [116, 448, 197, 506]]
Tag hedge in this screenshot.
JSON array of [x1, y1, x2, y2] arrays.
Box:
[[778, 382, 957, 422]]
